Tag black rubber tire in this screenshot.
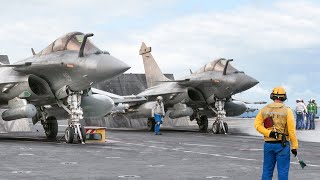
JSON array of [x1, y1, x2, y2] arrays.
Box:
[[65, 126, 74, 143], [44, 116, 58, 139], [212, 122, 220, 134], [199, 116, 208, 131], [147, 118, 155, 132], [196, 118, 202, 127]]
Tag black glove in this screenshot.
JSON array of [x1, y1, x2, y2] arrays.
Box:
[[269, 131, 279, 139], [291, 149, 297, 157]]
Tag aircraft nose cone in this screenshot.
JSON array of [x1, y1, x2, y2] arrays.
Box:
[[238, 75, 259, 92], [96, 55, 130, 79]]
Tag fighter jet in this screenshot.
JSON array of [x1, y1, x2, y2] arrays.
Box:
[[0, 32, 130, 143], [111, 43, 258, 134]]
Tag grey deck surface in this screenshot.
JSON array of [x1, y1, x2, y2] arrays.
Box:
[[0, 126, 319, 180]]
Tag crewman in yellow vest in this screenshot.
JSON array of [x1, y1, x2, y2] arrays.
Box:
[[254, 86, 298, 180]]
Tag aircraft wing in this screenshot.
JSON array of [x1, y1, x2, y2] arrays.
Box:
[[0, 62, 32, 67], [231, 98, 267, 104], [158, 79, 221, 87]]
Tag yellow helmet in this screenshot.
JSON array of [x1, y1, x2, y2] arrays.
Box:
[[156, 96, 163, 101], [270, 86, 287, 101]]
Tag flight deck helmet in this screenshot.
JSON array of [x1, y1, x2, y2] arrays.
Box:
[[270, 86, 287, 101], [156, 96, 163, 102]]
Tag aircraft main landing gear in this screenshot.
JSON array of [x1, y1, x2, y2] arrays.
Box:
[[196, 115, 208, 132], [42, 116, 58, 139], [147, 117, 155, 132], [34, 107, 58, 139], [211, 100, 228, 134]]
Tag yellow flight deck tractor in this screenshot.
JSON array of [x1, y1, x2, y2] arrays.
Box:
[[84, 126, 107, 143]]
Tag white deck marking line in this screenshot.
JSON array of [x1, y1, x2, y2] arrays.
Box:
[[18, 154, 34, 156], [290, 162, 320, 168], [100, 147, 133, 151], [105, 157, 121, 159], [184, 151, 256, 161], [206, 176, 228, 179], [121, 141, 257, 162], [125, 142, 148, 147], [105, 139, 121, 143], [110, 138, 320, 167], [144, 141, 167, 144], [181, 143, 221, 147], [12, 171, 32, 174]]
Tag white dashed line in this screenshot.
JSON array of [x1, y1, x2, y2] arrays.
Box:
[[12, 171, 32, 174], [206, 176, 228, 179], [114, 139, 257, 162], [110, 138, 320, 166], [105, 157, 121, 159], [290, 162, 320, 168], [181, 143, 221, 147], [147, 165, 165, 167], [144, 141, 166, 144]]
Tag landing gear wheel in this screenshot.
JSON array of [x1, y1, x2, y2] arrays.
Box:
[[147, 118, 155, 132], [212, 122, 220, 134], [78, 126, 86, 143], [43, 116, 58, 139], [221, 122, 228, 134], [65, 126, 74, 143], [197, 116, 208, 132]]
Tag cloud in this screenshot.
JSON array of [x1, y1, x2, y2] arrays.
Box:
[[0, 0, 319, 109], [0, 0, 178, 61], [104, 0, 320, 79], [234, 85, 270, 102]]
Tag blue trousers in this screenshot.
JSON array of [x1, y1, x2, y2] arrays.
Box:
[[154, 114, 162, 135], [262, 142, 290, 180], [296, 113, 304, 129], [306, 113, 315, 130]]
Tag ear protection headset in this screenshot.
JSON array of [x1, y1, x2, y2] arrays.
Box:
[[270, 86, 287, 101]]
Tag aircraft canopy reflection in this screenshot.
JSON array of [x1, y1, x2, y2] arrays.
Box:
[[37, 32, 105, 57]]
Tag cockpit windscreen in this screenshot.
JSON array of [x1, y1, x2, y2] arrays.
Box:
[[37, 32, 100, 56], [194, 58, 239, 74]]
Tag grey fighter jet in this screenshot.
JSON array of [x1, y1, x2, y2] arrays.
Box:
[[114, 43, 258, 134], [0, 32, 130, 143]]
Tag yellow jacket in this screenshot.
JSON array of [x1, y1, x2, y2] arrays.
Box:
[[254, 102, 298, 149]]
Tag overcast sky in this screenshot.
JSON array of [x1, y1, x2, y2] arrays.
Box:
[[0, 0, 319, 109]]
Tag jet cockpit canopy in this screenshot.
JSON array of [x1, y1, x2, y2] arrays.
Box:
[[36, 32, 101, 57], [194, 58, 241, 74]]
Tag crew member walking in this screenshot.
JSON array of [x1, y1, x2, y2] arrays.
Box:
[[152, 96, 165, 135], [306, 99, 317, 130], [254, 86, 298, 180], [295, 98, 307, 130]]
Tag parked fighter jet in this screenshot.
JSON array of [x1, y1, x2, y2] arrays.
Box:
[[113, 43, 258, 134], [0, 32, 130, 143]]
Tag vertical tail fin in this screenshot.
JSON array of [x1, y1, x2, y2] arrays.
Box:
[[139, 42, 170, 88], [0, 55, 10, 64]]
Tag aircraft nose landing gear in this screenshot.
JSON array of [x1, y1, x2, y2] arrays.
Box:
[[211, 100, 228, 134], [58, 91, 86, 144]]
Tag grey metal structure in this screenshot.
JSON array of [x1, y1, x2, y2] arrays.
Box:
[[0, 32, 130, 143], [93, 73, 174, 96], [115, 42, 259, 134]]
